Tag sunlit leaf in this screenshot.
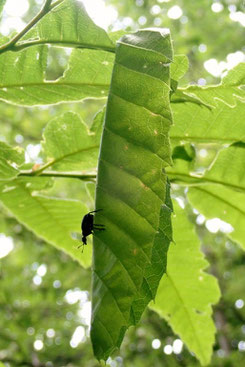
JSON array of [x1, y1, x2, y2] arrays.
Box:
[[18, 0, 114, 51], [0, 178, 91, 268], [171, 98, 245, 144], [151, 201, 220, 366], [167, 143, 245, 192], [91, 29, 173, 360], [176, 62, 245, 108], [0, 141, 24, 180], [0, 45, 114, 106], [188, 185, 245, 250], [41, 111, 103, 171]]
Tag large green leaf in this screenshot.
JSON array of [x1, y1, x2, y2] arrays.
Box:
[[151, 201, 220, 366], [18, 0, 114, 52], [0, 178, 91, 268], [188, 185, 245, 250], [41, 111, 103, 172], [91, 29, 173, 360], [0, 141, 24, 180]]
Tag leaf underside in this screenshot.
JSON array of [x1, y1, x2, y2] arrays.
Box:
[[91, 29, 174, 360]]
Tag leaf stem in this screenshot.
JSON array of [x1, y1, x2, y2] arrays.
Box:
[[0, 0, 62, 54], [19, 169, 96, 181]]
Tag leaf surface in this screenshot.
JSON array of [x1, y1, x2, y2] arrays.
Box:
[[0, 45, 114, 106], [188, 185, 245, 250], [41, 111, 103, 171], [18, 0, 114, 51], [151, 201, 220, 366], [167, 143, 245, 192], [91, 29, 173, 360], [171, 98, 245, 144], [176, 62, 245, 108], [0, 141, 24, 180], [0, 178, 91, 267]]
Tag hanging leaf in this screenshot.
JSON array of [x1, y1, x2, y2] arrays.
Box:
[[91, 29, 173, 360]]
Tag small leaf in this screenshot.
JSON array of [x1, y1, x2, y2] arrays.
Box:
[[42, 111, 102, 171], [170, 55, 189, 83], [0, 178, 91, 268], [151, 201, 220, 366], [0, 141, 24, 180]]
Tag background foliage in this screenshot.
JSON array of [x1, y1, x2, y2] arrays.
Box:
[[0, 0, 245, 366]]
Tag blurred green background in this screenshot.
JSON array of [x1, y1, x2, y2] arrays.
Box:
[[0, 0, 245, 366]]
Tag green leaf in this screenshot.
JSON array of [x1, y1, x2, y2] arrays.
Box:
[[151, 201, 220, 366], [170, 55, 189, 83], [0, 45, 114, 106], [18, 0, 115, 52], [91, 29, 173, 360], [167, 143, 245, 192], [177, 62, 245, 108], [188, 185, 245, 250], [0, 178, 91, 268], [171, 97, 245, 144], [41, 111, 102, 171], [0, 141, 24, 180]]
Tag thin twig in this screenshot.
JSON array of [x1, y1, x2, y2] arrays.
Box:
[[0, 0, 62, 54]]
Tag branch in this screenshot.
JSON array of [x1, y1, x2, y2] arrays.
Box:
[[0, 0, 63, 54]]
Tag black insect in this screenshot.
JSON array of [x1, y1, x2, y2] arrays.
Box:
[[78, 209, 105, 252]]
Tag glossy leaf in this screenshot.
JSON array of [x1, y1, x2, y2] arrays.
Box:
[[91, 29, 173, 360], [0, 141, 24, 180], [0, 178, 91, 268], [151, 201, 220, 366]]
